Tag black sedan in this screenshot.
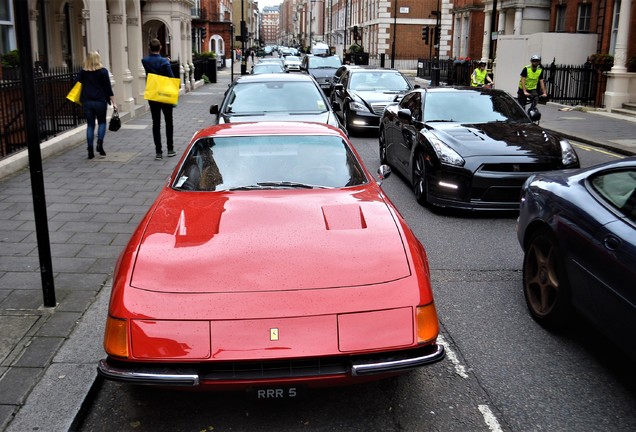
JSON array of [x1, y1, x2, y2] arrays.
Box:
[[379, 87, 580, 210], [209, 74, 342, 129], [331, 68, 414, 134], [517, 157, 636, 359]]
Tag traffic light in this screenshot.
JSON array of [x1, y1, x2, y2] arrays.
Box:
[[434, 26, 440, 45], [201, 27, 206, 40], [422, 26, 429, 44]]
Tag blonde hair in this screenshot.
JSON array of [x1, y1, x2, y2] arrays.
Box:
[[83, 52, 103, 71]]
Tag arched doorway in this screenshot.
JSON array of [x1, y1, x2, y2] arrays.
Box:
[[142, 19, 172, 58]]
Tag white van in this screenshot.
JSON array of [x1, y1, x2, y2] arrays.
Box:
[[311, 43, 330, 56]]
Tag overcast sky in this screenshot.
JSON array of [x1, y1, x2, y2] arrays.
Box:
[[258, 0, 282, 11]]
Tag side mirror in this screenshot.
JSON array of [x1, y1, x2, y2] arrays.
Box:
[[377, 165, 392, 185], [210, 104, 220, 115], [397, 108, 412, 123]]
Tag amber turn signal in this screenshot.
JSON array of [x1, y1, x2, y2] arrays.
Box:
[[104, 316, 129, 358], [416, 303, 440, 344]]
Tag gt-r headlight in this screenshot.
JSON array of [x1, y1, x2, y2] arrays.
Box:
[[430, 137, 465, 167], [348, 100, 371, 113], [559, 139, 579, 166]]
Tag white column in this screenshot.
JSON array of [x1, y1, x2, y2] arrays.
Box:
[[29, 8, 39, 62], [109, 13, 135, 113], [126, 15, 146, 107], [498, 9, 506, 35], [454, 14, 461, 58], [84, 2, 109, 66], [461, 15, 469, 58], [514, 8, 523, 35], [604, 0, 634, 109], [611, 0, 631, 72], [481, 7, 492, 62]]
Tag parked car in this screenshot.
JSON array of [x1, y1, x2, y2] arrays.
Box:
[[379, 87, 580, 210], [258, 56, 285, 69], [250, 62, 286, 75], [209, 73, 342, 129], [328, 64, 362, 98], [98, 121, 445, 391], [301, 54, 342, 96], [517, 157, 636, 358], [331, 68, 415, 134], [283, 55, 302, 72]]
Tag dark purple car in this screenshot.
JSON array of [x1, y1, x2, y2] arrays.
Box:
[[517, 157, 636, 359]]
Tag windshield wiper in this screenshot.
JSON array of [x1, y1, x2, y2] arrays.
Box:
[[258, 181, 321, 189], [426, 119, 455, 122], [227, 182, 321, 191]]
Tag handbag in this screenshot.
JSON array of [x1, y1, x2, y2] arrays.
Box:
[[108, 110, 121, 131], [66, 81, 82, 105], [144, 73, 180, 105]]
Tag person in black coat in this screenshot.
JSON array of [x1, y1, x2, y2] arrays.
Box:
[[77, 51, 117, 159], [142, 38, 176, 160]]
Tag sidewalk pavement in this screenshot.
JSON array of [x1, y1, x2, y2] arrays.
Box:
[[1, 63, 635, 432]]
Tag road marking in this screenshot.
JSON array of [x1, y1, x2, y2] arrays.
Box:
[[573, 143, 624, 158], [437, 335, 469, 378], [478, 405, 504, 432]]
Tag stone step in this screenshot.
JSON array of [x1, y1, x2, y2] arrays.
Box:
[[610, 107, 636, 118], [622, 102, 636, 112]]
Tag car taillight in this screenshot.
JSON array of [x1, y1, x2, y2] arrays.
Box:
[[416, 303, 440, 344], [104, 316, 129, 358]]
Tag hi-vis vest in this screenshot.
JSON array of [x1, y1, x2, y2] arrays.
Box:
[[519, 65, 542, 91], [471, 68, 488, 87]]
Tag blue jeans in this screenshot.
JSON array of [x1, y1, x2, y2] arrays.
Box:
[[83, 99, 108, 148]]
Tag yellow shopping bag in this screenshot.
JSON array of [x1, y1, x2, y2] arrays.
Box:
[[66, 81, 82, 105], [144, 73, 181, 105]]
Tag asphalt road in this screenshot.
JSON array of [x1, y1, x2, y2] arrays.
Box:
[[75, 136, 636, 432]]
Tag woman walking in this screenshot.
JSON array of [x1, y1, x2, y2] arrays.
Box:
[[76, 52, 117, 159]]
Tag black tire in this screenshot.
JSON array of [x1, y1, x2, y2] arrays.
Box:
[[522, 229, 571, 328], [412, 151, 428, 206], [344, 108, 354, 136], [379, 127, 388, 164]]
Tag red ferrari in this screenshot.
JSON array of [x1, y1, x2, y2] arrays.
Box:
[[98, 122, 444, 395]]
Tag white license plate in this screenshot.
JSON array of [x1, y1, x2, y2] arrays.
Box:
[[251, 387, 299, 399]]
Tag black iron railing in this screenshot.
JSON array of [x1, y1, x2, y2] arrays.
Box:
[[1, 65, 84, 159], [417, 59, 608, 107]]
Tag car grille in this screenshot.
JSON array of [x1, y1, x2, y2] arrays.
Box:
[[371, 103, 389, 116], [480, 163, 555, 173], [478, 187, 523, 203], [200, 358, 347, 380]]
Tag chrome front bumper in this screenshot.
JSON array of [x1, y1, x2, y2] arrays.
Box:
[[97, 344, 445, 386]]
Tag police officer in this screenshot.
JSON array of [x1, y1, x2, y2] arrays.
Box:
[[471, 60, 493, 87], [518, 54, 547, 106]]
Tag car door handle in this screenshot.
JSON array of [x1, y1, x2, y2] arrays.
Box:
[[603, 235, 621, 251]]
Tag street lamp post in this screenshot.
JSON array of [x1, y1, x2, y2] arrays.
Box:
[[391, 0, 397, 68]]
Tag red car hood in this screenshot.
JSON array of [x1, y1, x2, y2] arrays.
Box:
[[131, 188, 410, 293]]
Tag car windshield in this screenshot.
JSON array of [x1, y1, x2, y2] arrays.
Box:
[[349, 72, 410, 92], [173, 135, 368, 191], [224, 81, 328, 113], [285, 56, 300, 63], [423, 91, 529, 123], [308, 56, 342, 68]]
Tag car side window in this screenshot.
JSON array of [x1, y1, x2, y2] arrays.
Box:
[[590, 169, 636, 221], [400, 93, 421, 121]]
